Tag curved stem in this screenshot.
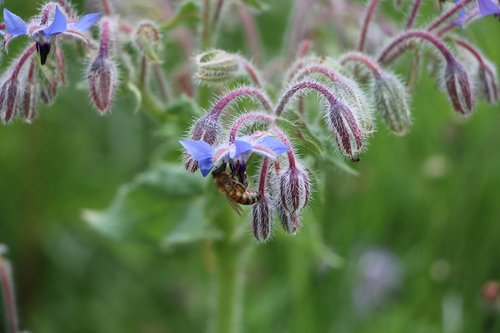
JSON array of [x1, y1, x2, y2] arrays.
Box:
[[427, 0, 473, 31], [357, 0, 380, 51], [405, 0, 422, 29], [237, 57, 263, 88], [340, 52, 382, 77], [208, 87, 273, 119], [275, 80, 338, 117], [228, 112, 275, 142], [378, 30, 455, 65], [436, 8, 480, 36], [0, 257, 18, 333]]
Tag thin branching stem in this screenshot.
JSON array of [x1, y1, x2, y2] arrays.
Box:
[[357, 0, 380, 51], [406, 0, 422, 29]]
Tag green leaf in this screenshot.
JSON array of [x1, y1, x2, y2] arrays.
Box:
[[276, 117, 324, 156], [82, 163, 214, 246], [160, 1, 200, 31]]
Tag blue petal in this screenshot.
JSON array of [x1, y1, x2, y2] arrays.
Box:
[[232, 140, 253, 159], [3, 9, 28, 37], [42, 6, 67, 36], [255, 137, 289, 156], [199, 158, 214, 177], [478, 0, 500, 16], [72, 13, 101, 32]]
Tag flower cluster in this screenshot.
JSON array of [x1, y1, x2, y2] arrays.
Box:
[[180, 0, 499, 242]]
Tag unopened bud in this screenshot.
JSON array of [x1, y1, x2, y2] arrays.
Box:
[[183, 114, 220, 173], [21, 82, 39, 124], [277, 206, 301, 235], [476, 62, 499, 104], [326, 97, 365, 158], [87, 56, 118, 113], [278, 161, 311, 213], [372, 71, 411, 136], [444, 60, 474, 115], [0, 79, 20, 124], [134, 22, 162, 62], [335, 75, 375, 136], [38, 63, 59, 105], [195, 50, 239, 83], [252, 196, 273, 242]]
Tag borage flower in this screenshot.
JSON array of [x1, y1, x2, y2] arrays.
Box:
[[180, 132, 289, 177], [3, 5, 101, 64]]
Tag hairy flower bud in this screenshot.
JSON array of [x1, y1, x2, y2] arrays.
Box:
[[326, 97, 365, 158], [278, 161, 311, 213], [371, 71, 411, 136], [183, 114, 221, 173], [277, 206, 301, 235], [38, 63, 59, 105], [87, 56, 118, 113], [252, 196, 273, 241], [476, 62, 499, 104], [195, 50, 239, 83], [444, 60, 474, 115], [134, 22, 162, 62], [0, 79, 20, 124], [21, 81, 39, 124]]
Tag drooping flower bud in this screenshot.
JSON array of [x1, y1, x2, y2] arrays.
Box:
[[278, 161, 311, 213], [325, 96, 365, 158], [277, 206, 301, 235], [183, 114, 221, 173], [87, 56, 118, 113], [476, 62, 499, 104], [443, 60, 474, 115], [0, 79, 20, 124], [134, 22, 162, 62], [371, 71, 411, 136], [194, 50, 239, 84], [252, 196, 273, 242], [21, 61, 39, 123]]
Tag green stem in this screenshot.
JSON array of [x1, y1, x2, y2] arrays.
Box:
[[202, 0, 212, 49]]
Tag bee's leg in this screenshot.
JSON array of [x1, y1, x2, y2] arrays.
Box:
[[212, 162, 227, 176]]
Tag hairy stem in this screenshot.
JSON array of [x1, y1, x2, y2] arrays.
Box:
[[0, 258, 19, 333], [238, 58, 263, 88], [100, 0, 113, 15], [228, 112, 275, 142], [357, 0, 380, 51], [405, 0, 422, 29], [340, 52, 382, 77], [427, 0, 473, 31], [209, 87, 273, 118], [11, 44, 37, 81], [378, 30, 455, 65]]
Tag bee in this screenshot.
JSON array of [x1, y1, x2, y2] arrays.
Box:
[[212, 162, 260, 215]]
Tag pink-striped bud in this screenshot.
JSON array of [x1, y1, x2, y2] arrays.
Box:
[[278, 161, 311, 213], [444, 60, 474, 115], [0, 80, 20, 124], [252, 196, 273, 242], [183, 114, 220, 173], [277, 206, 301, 235], [21, 81, 39, 124], [326, 97, 364, 159], [87, 56, 118, 113], [477, 63, 499, 104]]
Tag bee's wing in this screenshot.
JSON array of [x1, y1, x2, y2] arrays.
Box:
[[224, 193, 243, 216], [222, 182, 246, 216]]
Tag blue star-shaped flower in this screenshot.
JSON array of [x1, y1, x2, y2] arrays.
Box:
[[3, 6, 101, 64], [180, 134, 289, 177]]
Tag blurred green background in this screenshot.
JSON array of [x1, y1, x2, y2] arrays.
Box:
[[1, 1, 500, 332]]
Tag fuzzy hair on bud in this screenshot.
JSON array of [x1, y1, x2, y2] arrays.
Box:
[[87, 56, 118, 113], [252, 196, 273, 242], [0, 79, 20, 124], [183, 114, 221, 173], [278, 161, 311, 214], [194, 50, 239, 84], [21, 81, 39, 124], [443, 60, 474, 115], [476, 61, 499, 104], [325, 95, 365, 159], [277, 206, 301, 235], [134, 22, 162, 62], [371, 71, 412, 136]]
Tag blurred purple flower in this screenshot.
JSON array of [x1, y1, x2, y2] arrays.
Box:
[[180, 133, 289, 177]]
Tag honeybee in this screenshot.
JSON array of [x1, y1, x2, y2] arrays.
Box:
[[212, 162, 260, 215]]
